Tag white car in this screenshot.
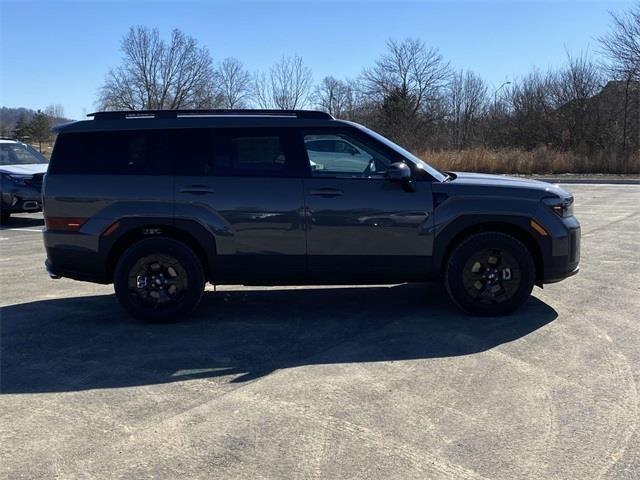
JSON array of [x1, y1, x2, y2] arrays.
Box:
[[0, 139, 49, 223]]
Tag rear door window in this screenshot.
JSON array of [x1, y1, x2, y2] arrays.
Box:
[[176, 128, 302, 178], [213, 133, 288, 176]]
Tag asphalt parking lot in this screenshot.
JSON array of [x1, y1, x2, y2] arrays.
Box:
[[1, 184, 639, 479]]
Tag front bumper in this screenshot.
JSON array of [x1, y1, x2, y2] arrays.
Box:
[[545, 265, 580, 284], [542, 221, 581, 284], [1, 187, 42, 213]]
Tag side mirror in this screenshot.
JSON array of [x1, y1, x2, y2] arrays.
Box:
[[386, 162, 414, 192]]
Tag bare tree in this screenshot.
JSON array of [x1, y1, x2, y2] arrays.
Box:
[[362, 38, 450, 115], [252, 71, 272, 109], [253, 55, 313, 109], [552, 52, 604, 105], [508, 70, 559, 149], [598, 5, 640, 152], [98, 27, 217, 110], [272, 55, 313, 109], [44, 104, 65, 119], [341, 79, 368, 120], [448, 70, 488, 149], [551, 51, 604, 150], [314, 76, 351, 117], [216, 57, 252, 108], [360, 38, 450, 149], [599, 3, 640, 81], [318, 78, 369, 121], [552, 51, 602, 102]]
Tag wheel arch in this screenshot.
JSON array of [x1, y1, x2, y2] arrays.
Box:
[[103, 219, 216, 283], [435, 217, 544, 285]]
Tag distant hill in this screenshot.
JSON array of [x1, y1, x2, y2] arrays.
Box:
[[0, 106, 72, 130]]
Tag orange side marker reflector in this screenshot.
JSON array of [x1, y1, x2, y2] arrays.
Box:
[[45, 217, 87, 232], [530, 219, 548, 236], [103, 221, 120, 237]]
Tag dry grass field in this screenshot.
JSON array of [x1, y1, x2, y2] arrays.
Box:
[[421, 147, 640, 175]]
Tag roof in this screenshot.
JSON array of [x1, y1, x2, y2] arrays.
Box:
[[54, 109, 345, 133]]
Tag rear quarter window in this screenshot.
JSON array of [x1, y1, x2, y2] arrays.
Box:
[[49, 130, 171, 175]]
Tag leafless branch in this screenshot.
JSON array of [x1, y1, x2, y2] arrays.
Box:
[[98, 27, 217, 110]]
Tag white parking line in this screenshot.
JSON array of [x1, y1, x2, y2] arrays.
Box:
[[0, 228, 43, 233]]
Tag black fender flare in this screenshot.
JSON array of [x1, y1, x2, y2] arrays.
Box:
[[433, 214, 548, 280], [100, 217, 217, 282]]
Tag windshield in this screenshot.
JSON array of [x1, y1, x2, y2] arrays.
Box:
[[0, 142, 49, 166], [349, 122, 448, 182]]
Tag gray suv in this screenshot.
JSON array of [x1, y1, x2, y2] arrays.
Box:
[[43, 110, 580, 321]]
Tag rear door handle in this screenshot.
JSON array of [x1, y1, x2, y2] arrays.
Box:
[[179, 185, 214, 195], [310, 188, 344, 198]]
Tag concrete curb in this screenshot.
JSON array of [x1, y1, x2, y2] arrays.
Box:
[[532, 178, 640, 185]]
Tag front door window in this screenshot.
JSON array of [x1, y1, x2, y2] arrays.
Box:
[[303, 133, 391, 177]]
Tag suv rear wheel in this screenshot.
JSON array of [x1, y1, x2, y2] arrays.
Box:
[[445, 232, 535, 316], [114, 237, 205, 322]]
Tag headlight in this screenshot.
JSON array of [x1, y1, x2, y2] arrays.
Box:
[[2, 174, 32, 186], [544, 196, 574, 218]]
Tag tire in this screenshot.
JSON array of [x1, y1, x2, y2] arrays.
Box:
[[444, 232, 535, 316], [0, 209, 10, 225], [114, 237, 205, 322]]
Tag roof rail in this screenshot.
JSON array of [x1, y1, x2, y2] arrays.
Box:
[[87, 109, 333, 121]]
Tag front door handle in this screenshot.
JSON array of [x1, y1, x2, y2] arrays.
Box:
[[310, 188, 344, 198], [180, 185, 214, 195]]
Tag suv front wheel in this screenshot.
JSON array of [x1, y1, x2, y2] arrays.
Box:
[[114, 237, 205, 322], [445, 232, 535, 316]]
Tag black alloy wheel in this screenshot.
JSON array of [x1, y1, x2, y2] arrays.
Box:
[[445, 232, 535, 316], [114, 237, 205, 322]]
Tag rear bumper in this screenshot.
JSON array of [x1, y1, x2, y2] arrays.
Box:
[[45, 258, 61, 279], [44, 231, 110, 283], [44, 255, 109, 283]]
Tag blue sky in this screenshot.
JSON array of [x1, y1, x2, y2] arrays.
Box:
[[0, 0, 633, 120]]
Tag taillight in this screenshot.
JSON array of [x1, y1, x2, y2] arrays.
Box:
[[45, 217, 87, 232]]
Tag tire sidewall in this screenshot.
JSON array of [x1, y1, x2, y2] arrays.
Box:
[[114, 237, 205, 322], [445, 232, 535, 316]]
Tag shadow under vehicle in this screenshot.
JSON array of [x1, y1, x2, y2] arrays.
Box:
[[1, 284, 557, 394]]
